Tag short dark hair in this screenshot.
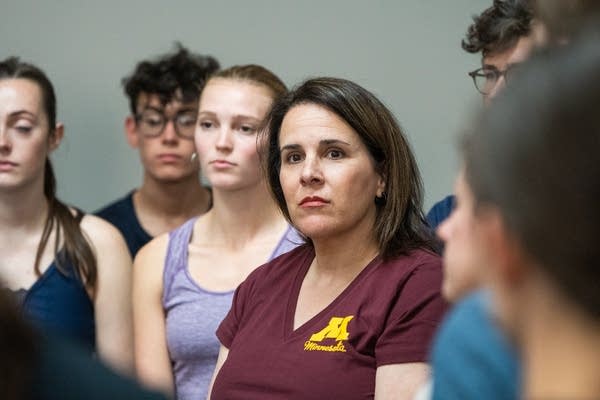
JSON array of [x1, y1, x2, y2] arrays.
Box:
[[463, 33, 600, 318], [261, 77, 436, 260], [122, 43, 219, 114], [462, 0, 534, 57]]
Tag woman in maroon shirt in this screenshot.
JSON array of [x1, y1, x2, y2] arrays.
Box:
[[208, 77, 447, 400]]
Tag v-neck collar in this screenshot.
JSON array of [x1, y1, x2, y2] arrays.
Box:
[[283, 247, 382, 341]]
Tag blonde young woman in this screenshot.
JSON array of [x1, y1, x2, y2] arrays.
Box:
[[0, 57, 133, 374], [133, 65, 300, 400]]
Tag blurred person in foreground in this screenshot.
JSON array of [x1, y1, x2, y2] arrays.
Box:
[[455, 32, 600, 399]]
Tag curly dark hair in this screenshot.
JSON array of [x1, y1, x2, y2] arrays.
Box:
[[122, 43, 219, 114], [462, 0, 534, 57]]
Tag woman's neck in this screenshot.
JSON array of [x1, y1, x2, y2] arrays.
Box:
[[0, 180, 48, 231], [311, 219, 379, 279], [203, 183, 286, 247]]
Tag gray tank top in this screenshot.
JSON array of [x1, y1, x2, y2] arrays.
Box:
[[162, 217, 302, 400]]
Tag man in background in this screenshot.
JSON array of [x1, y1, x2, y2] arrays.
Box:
[[427, 0, 535, 229], [96, 45, 218, 257]]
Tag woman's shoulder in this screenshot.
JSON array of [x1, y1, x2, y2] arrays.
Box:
[[373, 248, 444, 296], [243, 244, 313, 287], [134, 232, 169, 266], [383, 247, 441, 272], [79, 214, 130, 255]]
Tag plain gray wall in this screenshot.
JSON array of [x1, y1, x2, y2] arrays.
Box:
[[1, 0, 487, 212]]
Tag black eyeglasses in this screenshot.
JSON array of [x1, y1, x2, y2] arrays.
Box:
[[468, 66, 515, 95], [135, 109, 197, 139]]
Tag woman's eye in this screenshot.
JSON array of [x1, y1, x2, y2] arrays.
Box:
[[13, 125, 33, 134], [199, 121, 213, 129], [285, 153, 302, 163], [239, 125, 256, 134], [327, 149, 343, 159]]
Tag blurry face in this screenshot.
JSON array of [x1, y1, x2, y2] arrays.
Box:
[[0, 78, 58, 192], [195, 78, 273, 191], [482, 35, 536, 104], [278, 104, 384, 242], [437, 170, 487, 302], [128, 92, 199, 183]]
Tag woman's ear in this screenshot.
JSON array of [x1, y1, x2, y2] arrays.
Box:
[[49, 122, 64, 151], [376, 173, 386, 198]]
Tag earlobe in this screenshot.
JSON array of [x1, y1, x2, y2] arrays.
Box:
[[376, 174, 386, 198], [49, 123, 65, 151], [125, 116, 139, 148]]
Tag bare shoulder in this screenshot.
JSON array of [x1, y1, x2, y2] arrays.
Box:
[[133, 232, 170, 282], [79, 213, 127, 248], [135, 233, 169, 267], [79, 214, 132, 276]]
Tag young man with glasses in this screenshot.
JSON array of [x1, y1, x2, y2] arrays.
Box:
[[96, 45, 219, 257], [427, 0, 535, 230]]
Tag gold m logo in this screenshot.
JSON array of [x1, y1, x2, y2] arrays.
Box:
[[309, 316, 354, 342]]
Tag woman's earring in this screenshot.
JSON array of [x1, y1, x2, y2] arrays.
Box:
[[190, 152, 198, 162], [375, 191, 387, 205]]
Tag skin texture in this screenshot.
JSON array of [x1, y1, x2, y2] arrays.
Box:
[[133, 77, 288, 398], [437, 170, 489, 302], [0, 79, 57, 192], [278, 104, 384, 244], [0, 78, 133, 374], [195, 78, 274, 192]]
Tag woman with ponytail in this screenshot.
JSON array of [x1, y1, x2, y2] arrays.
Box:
[[0, 57, 133, 374]]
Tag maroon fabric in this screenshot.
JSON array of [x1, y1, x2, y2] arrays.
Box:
[[213, 245, 447, 400]]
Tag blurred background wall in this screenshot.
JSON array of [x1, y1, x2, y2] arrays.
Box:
[[0, 0, 487, 211]]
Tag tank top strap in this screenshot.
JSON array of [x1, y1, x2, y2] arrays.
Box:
[[162, 217, 198, 303], [269, 225, 304, 260]]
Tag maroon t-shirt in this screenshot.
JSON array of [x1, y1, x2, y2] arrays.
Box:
[[213, 245, 447, 400]]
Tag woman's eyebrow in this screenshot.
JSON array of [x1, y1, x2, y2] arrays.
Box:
[[320, 139, 350, 146], [280, 143, 301, 152]]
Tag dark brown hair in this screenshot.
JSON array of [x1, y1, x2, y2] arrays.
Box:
[[122, 43, 219, 114], [208, 64, 287, 100], [462, 0, 534, 57], [0, 291, 37, 400], [261, 77, 436, 260], [0, 57, 97, 287], [463, 35, 600, 318]]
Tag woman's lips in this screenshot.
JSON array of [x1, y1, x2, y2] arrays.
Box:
[[299, 196, 329, 207], [210, 159, 236, 168], [0, 161, 17, 171]]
